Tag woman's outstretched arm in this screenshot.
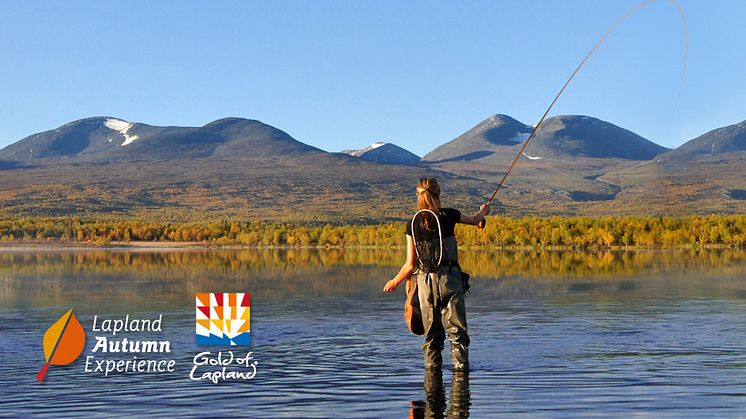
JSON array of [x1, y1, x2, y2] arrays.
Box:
[[383, 235, 416, 292], [460, 203, 491, 225]]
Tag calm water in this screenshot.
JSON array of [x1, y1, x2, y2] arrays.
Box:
[[1, 248, 745, 417]]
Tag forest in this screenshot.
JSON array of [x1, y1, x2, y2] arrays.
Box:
[[0, 215, 744, 249]]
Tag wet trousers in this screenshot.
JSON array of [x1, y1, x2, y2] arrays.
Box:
[[416, 267, 470, 370]]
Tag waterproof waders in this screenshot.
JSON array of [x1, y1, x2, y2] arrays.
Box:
[[414, 235, 469, 370]]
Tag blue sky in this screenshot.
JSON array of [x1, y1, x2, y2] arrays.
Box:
[[0, 0, 743, 155]]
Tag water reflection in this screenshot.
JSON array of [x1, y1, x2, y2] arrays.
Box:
[[410, 369, 471, 419], [0, 248, 743, 280], [1, 249, 745, 416], [2, 249, 745, 312]]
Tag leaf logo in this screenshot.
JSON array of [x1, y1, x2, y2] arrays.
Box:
[[37, 308, 86, 383]]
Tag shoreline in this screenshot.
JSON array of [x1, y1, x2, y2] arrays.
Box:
[[2, 215, 743, 249], [0, 239, 740, 251]]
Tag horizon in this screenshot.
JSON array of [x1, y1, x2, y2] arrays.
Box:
[[5, 112, 741, 156], [1, 1, 744, 155]]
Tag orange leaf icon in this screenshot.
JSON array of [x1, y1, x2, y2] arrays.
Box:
[[37, 308, 86, 383]]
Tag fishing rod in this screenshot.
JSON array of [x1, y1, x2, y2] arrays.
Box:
[[477, 0, 687, 229]]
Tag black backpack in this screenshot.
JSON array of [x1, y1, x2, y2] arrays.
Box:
[[411, 209, 471, 292], [411, 209, 443, 273]]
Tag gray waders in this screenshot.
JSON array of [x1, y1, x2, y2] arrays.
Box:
[[415, 236, 469, 371]]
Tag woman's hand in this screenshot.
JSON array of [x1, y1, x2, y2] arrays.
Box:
[[383, 279, 400, 292], [480, 203, 491, 216]]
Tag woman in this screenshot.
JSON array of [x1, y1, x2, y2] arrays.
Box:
[[384, 177, 489, 371]]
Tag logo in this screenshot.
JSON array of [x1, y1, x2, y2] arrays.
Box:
[[196, 293, 250, 346], [37, 308, 86, 382]]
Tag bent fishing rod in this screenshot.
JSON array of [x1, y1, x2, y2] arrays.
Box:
[[477, 0, 687, 229]]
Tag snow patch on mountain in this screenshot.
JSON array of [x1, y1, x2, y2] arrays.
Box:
[[344, 142, 386, 157], [104, 118, 139, 146], [341, 142, 420, 165], [366, 142, 386, 151], [104, 119, 129, 132]]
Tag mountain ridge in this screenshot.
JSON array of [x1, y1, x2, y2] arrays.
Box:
[[341, 142, 421, 165], [657, 119, 746, 162], [0, 116, 322, 162], [423, 114, 669, 163], [0, 113, 743, 220]]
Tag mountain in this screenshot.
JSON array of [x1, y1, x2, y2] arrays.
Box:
[[423, 114, 532, 162], [341, 142, 420, 165], [656, 119, 746, 162], [0, 114, 743, 221], [423, 114, 669, 163], [599, 119, 746, 214], [421, 114, 722, 216], [0, 117, 322, 162], [0, 117, 484, 222], [520, 115, 669, 160]]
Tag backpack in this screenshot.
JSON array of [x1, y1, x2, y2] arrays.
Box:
[[410, 209, 443, 274], [404, 209, 442, 336], [411, 208, 472, 293]]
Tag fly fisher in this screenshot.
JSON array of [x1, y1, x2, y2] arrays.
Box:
[[384, 177, 489, 371]]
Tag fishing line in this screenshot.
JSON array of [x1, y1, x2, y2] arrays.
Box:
[[478, 0, 688, 228]]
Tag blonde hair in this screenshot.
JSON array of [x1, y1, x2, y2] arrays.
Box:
[[416, 178, 442, 230]]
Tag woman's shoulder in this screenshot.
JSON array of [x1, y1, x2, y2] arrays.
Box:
[[441, 207, 461, 218]]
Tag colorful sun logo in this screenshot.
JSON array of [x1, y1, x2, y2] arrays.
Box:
[[196, 293, 250, 346]]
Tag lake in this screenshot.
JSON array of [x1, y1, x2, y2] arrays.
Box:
[[1, 248, 745, 417]]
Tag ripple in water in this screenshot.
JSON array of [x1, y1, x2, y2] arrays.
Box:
[[0, 249, 745, 417]]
